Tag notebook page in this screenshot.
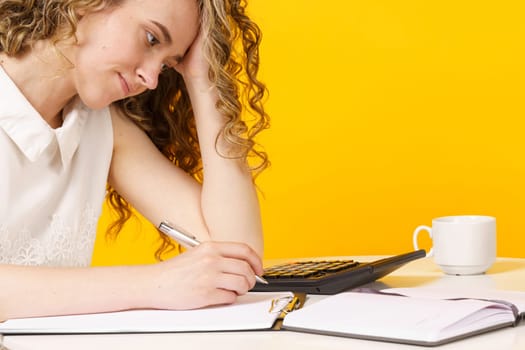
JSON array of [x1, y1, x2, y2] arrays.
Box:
[[282, 292, 514, 343], [0, 292, 293, 334], [383, 287, 525, 313]]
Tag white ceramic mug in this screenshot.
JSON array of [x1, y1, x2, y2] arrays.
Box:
[[413, 215, 496, 275]]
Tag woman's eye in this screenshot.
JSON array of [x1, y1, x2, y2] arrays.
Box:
[[146, 32, 160, 46]]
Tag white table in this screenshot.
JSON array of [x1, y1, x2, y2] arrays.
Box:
[[3, 256, 525, 350]]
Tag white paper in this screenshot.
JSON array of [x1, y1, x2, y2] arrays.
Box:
[[282, 292, 516, 343], [382, 287, 525, 313], [0, 292, 293, 334]]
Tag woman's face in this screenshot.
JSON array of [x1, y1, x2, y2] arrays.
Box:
[[72, 0, 199, 109]]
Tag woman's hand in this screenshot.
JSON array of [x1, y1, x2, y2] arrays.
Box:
[[174, 30, 211, 88], [144, 241, 264, 310]]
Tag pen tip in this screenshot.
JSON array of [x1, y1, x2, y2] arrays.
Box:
[[256, 276, 269, 284]]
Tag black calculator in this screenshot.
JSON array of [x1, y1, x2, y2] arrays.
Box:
[[251, 249, 426, 295]]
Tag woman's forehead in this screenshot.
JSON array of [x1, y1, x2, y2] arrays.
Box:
[[126, 0, 200, 47], [129, 0, 199, 24]]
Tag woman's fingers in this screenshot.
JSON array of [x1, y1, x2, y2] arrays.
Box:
[[215, 257, 257, 292], [196, 241, 264, 277], [150, 241, 264, 310]]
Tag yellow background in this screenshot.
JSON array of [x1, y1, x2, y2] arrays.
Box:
[[93, 0, 525, 265]]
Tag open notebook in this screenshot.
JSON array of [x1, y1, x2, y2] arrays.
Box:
[[0, 292, 295, 334], [282, 287, 525, 346], [1, 287, 524, 346]]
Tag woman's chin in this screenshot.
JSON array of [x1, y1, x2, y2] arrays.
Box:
[[78, 95, 114, 110]]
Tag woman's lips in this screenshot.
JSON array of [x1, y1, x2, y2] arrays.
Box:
[[118, 73, 130, 95]]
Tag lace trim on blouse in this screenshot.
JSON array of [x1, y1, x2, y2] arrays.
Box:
[[0, 203, 98, 267]]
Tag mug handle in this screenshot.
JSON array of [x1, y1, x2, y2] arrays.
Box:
[[413, 225, 434, 257]]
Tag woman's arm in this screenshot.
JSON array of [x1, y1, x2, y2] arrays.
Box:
[[0, 264, 146, 321], [107, 105, 263, 256], [0, 240, 261, 321], [183, 74, 264, 255], [108, 31, 264, 256], [176, 31, 264, 255]]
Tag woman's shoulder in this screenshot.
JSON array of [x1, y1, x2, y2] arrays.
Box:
[[108, 104, 149, 150]]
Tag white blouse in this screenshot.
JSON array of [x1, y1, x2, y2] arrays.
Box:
[[0, 66, 113, 267]]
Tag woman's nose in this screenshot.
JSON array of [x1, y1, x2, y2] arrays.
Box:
[[136, 62, 162, 90]]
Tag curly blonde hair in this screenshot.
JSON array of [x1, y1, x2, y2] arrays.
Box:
[[0, 0, 269, 260]]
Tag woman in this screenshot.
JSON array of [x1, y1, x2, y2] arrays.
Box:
[[0, 0, 269, 320]]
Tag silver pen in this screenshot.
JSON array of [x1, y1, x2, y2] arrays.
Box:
[[158, 221, 268, 285]]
